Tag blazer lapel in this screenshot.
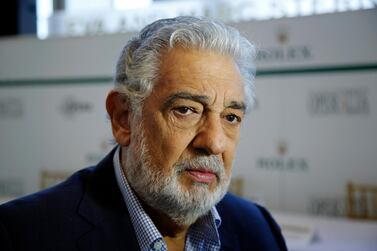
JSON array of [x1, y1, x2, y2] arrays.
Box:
[[76, 149, 140, 251], [217, 196, 241, 251], [219, 223, 240, 251]]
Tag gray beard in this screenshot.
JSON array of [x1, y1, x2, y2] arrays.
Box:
[[122, 128, 231, 226]]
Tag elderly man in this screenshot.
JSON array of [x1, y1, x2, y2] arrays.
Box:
[[0, 17, 286, 250]]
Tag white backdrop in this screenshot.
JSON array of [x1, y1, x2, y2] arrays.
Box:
[[1, 9, 376, 214]]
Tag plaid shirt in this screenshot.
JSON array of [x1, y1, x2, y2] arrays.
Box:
[[113, 147, 222, 251]]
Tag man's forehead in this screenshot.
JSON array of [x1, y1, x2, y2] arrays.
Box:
[[158, 47, 240, 75], [150, 47, 246, 106]]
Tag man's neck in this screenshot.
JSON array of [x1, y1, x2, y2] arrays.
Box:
[[141, 200, 190, 251]]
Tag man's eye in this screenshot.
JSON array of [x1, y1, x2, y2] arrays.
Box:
[[225, 114, 241, 124], [174, 106, 194, 115]]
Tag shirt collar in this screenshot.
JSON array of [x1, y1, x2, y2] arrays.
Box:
[[113, 146, 222, 250], [113, 146, 164, 251]]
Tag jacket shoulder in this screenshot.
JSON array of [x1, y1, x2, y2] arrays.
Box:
[[0, 167, 95, 250], [217, 193, 287, 251], [0, 167, 93, 214]]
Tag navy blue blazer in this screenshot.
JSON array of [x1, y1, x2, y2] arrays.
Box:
[[0, 150, 287, 251]]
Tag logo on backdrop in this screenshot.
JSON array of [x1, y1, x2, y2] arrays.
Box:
[[256, 46, 312, 63], [256, 157, 309, 172], [256, 26, 312, 63], [309, 87, 369, 115], [59, 96, 93, 118], [256, 140, 309, 172], [0, 97, 24, 119]]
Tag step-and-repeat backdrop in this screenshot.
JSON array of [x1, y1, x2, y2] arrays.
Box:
[[1, 9, 376, 215]]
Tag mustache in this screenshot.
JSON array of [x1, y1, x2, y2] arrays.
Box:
[[174, 156, 224, 178]]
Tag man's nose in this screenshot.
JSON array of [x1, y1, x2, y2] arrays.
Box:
[[192, 114, 227, 155]]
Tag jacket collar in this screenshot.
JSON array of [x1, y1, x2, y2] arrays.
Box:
[[216, 194, 241, 251], [219, 225, 239, 251], [76, 148, 140, 250]]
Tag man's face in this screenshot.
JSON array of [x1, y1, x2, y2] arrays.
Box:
[[123, 47, 246, 225]]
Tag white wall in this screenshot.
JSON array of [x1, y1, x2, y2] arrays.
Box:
[[232, 9, 377, 213], [1, 9, 376, 214]]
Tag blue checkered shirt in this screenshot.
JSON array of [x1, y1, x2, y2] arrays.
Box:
[[113, 147, 222, 251]]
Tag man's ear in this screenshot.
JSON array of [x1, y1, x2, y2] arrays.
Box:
[[106, 90, 132, 146]]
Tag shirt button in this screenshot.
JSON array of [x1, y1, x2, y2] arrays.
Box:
[[153, 240, 163, 250]]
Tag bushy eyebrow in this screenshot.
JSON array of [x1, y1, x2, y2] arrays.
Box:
[[163, 91, 246, 112], [228, 101, 246, 112], [163, 92, 209, 108]]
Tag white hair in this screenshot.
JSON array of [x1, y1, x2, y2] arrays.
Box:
[[114, 16, 256, 114]]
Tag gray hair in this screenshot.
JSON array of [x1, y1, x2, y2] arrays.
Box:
[[114, 16, 256, 115]]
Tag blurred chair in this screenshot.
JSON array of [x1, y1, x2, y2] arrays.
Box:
[[40, 169, 71, 190], [228, 177, 245, 197], [346, 182, 377, 220]]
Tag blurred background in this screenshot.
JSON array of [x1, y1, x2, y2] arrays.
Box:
[[1, 0, 377, 250]]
